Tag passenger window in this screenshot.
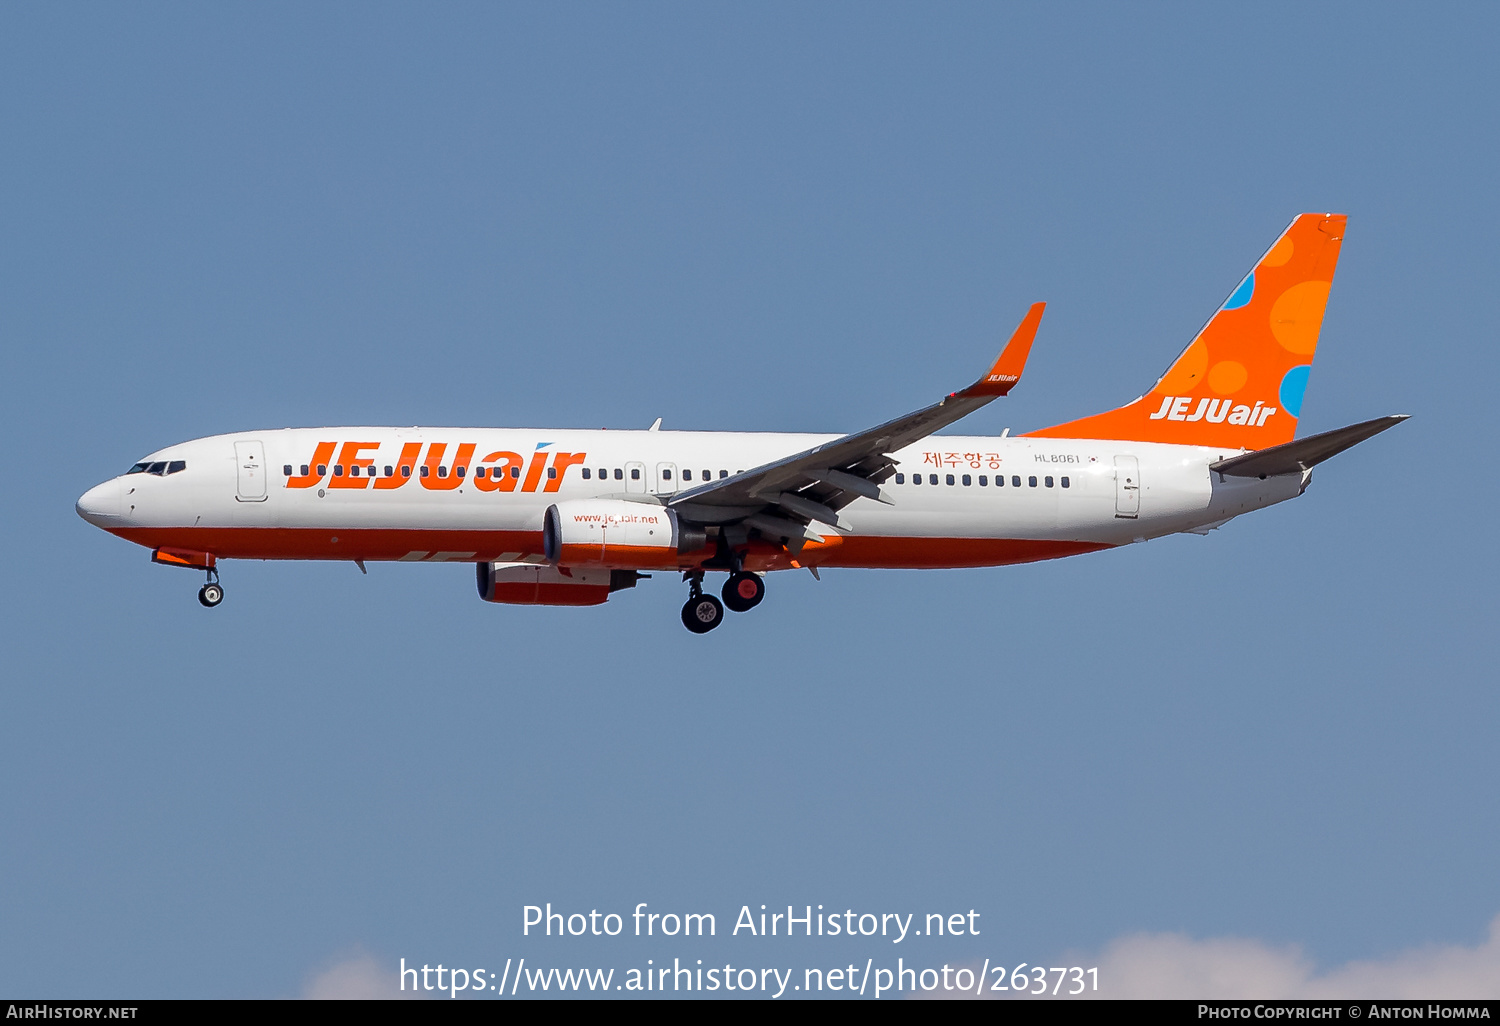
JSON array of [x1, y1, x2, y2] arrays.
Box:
[[127, 463, 149, 474], [384, 465, 393, 476], [333, 465, 344, 476], [962, 474, 971, 486], [895, 473, 905, 484], [701, 471, 710, 481], [946, 474, 955, 485], [1045, 476, 1054, 488], [437, 466, 448, 478], [1028, 476, 1037, 487], [614, 468, 623, 480], [475, 467, 486, 479], [456, 466, 466, 478], [663, 469, 672, 480], [979, 475, 987, 486], [929, 474, 938, 485], [317, 464, 327, 476], [581, 468, 591, 479], [719, 470, 728, 479], [547, 467, 556, 479], [283, 464, 293, 476], [913, 473, 922, 485], [402, 466, 412, 477], [511, 466, 521, 479], [630, 468, 640, 480], [301, 465, 310, 477], [1061, 476, 1070, 488], [147, 462, 167, 475], [420, 466, 430, 478], [1012, 475, 1021, 487]]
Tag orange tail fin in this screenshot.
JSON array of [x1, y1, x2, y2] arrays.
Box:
[[1028, 214, 1346, 448]]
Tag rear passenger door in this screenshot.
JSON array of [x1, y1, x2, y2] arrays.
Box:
[[1113, 455, 1139, 518]]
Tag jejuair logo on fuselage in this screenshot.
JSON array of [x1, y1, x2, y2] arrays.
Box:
[[1148, 396, 1279, 427], [284, 441, 588, 494]]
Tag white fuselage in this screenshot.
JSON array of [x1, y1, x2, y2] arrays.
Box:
[[76, 427, 1304, 571]]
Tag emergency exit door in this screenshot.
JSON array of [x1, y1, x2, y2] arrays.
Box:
[[655, 462, 678, 495]]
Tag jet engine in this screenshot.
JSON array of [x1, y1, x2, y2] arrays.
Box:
[[543, 500, 707, 569]]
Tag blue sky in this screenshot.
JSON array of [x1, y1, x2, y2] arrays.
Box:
[[3, 2, 1498, 998]]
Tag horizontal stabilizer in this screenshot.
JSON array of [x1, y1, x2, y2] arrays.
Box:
[[1210, 415, 1408, 478]]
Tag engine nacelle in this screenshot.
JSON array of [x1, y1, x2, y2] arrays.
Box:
[[543, 500, 707, 569], [476, 561, 643, 606]]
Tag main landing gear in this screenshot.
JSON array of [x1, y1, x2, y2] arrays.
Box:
[[198, 567, 224, 608], [680, 570, 768, 633], [680, 571, 723, 634], [722, 571, 764, 612]]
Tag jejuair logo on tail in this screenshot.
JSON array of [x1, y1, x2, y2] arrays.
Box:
[[1148, 396, 1279, 427]]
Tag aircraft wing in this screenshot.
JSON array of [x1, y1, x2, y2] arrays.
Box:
[[667, 303, 1044, 541]]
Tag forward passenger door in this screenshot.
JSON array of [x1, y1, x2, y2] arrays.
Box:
[[235, 441, 268, 502]]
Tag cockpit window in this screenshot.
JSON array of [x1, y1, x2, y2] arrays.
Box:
[[127, 463, 150, 474], [147, 462, 168, 475], [167, 461, 186, 475]]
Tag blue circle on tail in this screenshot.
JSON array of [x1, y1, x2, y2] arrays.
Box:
[[1222, 273, 1254, 310], [1279, 365, 1311, 418]]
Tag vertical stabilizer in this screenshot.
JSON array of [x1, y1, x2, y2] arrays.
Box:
[[1028, 214, 1346, 448]]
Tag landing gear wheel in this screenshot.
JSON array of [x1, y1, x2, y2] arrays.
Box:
[[681, 594, 724, 633], [198, 583, 224, 607], [722, 572, 764, 612]]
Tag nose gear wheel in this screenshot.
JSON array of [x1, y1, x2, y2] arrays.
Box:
[[197, 567, 223, 608]]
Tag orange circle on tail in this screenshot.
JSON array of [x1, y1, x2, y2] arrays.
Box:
[[1270, 280, 1332, 355], [1208, 360, 1247, 394], [1154, 338, 1208, 393], [1262, 236, 1294, 267]]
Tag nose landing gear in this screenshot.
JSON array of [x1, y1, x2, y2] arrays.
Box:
[[197, 568, 224, 608], [680, 571, 724, 634]]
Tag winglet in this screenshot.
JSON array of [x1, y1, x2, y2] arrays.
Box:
[[955, 302, 1045, 397]]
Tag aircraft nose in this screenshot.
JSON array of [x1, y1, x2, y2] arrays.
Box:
[[76, 479, 123, 526]]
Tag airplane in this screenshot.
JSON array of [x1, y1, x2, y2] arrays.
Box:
[[76, 213, 1405, 633]]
